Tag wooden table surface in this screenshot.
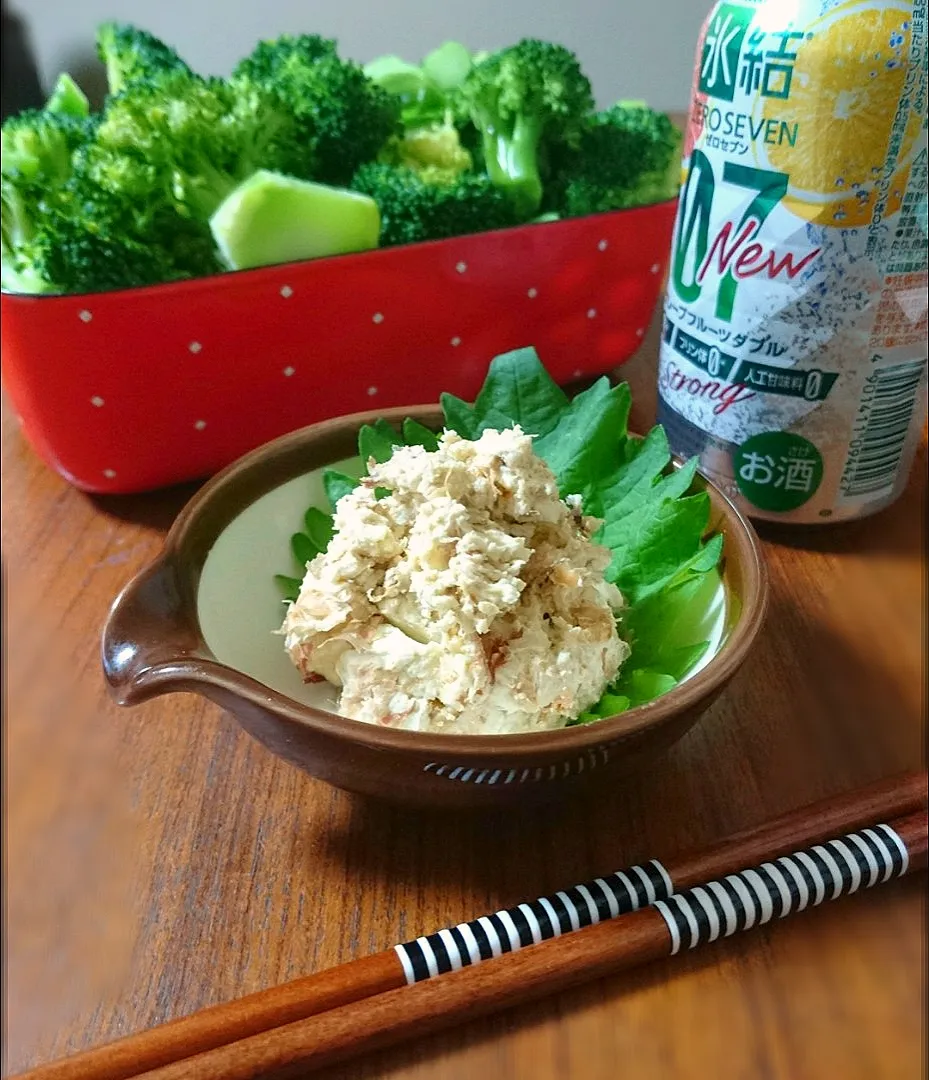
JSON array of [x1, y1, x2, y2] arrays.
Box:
[[3, 328, 926, 1080]]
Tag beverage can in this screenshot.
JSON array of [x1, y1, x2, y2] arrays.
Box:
[[658, 0, 928, 524]]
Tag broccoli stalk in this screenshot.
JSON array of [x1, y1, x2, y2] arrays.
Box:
[[364, 55, 447, 130], [421, 42, 474, 92], [45, 73, 90, 118], [210, 170, 381, 270], [457, 40, 594, 217], [366, 42, 474, 131]]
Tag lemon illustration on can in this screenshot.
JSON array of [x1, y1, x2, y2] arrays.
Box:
[[755, 0, 923, 226]]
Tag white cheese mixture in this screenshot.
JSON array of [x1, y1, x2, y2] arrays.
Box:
[[281, 427, 629, 734]]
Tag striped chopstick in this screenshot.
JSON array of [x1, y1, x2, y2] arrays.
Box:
[[13, 771, 927, 1080], [136, 808, 929, 1080]]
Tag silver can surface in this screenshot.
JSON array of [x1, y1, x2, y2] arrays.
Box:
[[658, 0, 928, 524]]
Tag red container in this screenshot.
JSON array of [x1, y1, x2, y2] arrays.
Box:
[[1, 201, 676, 494]]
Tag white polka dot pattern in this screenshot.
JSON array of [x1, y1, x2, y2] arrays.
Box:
[[31, 204, 677, 493]]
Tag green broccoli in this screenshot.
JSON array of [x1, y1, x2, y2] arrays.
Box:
[[553, 102, 683, 216], [1, 108, 97, 292], [94, 71, 310, 220], [2, 157, 218, 295], [379, 116, 473, 178], [2, 71, 270, 294], [364, 55, 447, 130], [237, 31, 339, 73], [45, 73, 91, 119], [210, 170, 380, 271], [366, 42, 474, 131], [96, 21, 193, 96], [421, 42, 474, 92], [456, 40, 594, 216], [234, 35, 401, 185], [1, 178, 52, 292], [1, 109, 91, 184], [351, 162, 521, 247], [34, 182, 220, 293]]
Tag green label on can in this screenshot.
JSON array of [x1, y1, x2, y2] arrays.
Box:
[[733, 430, 824, 511], [698, 3, 756, 102]]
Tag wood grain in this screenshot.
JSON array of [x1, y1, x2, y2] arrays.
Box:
[[13, 771, 925, 1080], [3, 317, 926, 1080]]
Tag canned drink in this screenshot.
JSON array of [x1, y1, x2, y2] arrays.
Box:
[[658, 0, 928, 524]]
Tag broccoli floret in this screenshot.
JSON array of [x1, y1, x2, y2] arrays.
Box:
[[380, 116, 473, 178], [1, 178, 52, 292], [2, 72, 269, 294], [96, 22, 193, 96], [39, 186, 219, 292], [554, 102, 683, 216], [234, 35, 401, 185], [94, 71, 309, 220], [236, 32, 339, 77], [351, 162, 521, 247], [3, 150, 221, 296], [1, 109, 91, 183], [1, 108, 97, 292], [456, 40, 594, 216], [2, 168, 218, 295]]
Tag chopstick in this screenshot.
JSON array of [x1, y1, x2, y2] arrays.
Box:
[[131, 806, 928, 1080], [13, 771, 927, 1080]]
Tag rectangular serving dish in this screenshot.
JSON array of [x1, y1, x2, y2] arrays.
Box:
[[0, 200, 676, 494]]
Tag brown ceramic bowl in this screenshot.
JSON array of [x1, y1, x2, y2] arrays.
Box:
[[102, 405, 768, 808]]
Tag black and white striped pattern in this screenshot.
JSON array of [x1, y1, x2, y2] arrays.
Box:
[[422, 747, 615, 784], [654, 824, 909, 955], [395, 860, 673, 984]]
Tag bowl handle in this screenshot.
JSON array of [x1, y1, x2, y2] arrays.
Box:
[[102, 557, 203, 706]]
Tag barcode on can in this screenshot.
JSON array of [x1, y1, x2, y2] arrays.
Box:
[[840, 359, 928, 501]]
